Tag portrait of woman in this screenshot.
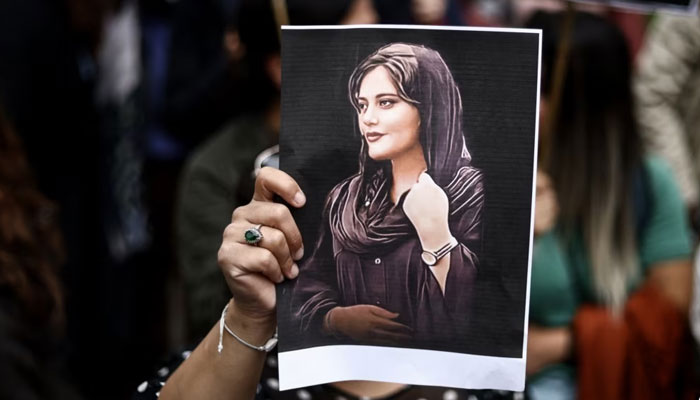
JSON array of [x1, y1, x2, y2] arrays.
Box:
[[289, 42, 485, 349]]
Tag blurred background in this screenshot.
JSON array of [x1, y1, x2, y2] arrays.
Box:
[[0, 0, 698, 399]]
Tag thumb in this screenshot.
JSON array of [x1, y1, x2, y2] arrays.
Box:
[[253, 167, 306, 207]]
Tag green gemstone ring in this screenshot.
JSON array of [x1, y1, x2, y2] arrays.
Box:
[[244, 224, 264, 245]]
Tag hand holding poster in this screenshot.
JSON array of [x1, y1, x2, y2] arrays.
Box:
[[277, 25, 541, 391]]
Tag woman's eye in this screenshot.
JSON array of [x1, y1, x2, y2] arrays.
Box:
[[358, 103, 367, 112], [379, 99, 395, 108]]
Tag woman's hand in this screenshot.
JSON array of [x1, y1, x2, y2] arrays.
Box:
[[534, 170, 559, 236], [218, 167, 306, 325], [526, 324, 572, 376], [325, 305, 413, 344], [161, 167, 306, 400], [402, 172, 452, 251]]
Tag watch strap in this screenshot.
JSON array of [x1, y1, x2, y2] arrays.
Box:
[[422, 236, 458, 265]]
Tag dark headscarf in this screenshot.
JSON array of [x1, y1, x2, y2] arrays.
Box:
[[328, 43, 482, 254]]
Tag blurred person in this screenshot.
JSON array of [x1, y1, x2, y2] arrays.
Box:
[[526, 11, 693, 400], [175, 0, 379, 342], [0, 1, 166, 397], [511, 0, 646, 57], [512, 0, 566, 24], [96, 0, 150, 262], [411, 0, 448, 23], [634, 14, 700, 230], [0, 0, 105, 396], [378, 0, 465, 25], [460, 0, 512, 27], [163, 0, 244, 150], [633, 13, 700, 364], [0, 105, 80, 399]]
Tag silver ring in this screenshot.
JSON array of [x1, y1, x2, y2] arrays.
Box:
[[244, 224, 264, 245]]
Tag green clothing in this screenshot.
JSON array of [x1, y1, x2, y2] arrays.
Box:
[[528, 157, 692, 383], [176, 116, 275, 340]]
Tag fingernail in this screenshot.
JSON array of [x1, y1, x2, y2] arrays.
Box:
[[276, 274, 285, 283], [290, 263, 299, 279], [294, 246, 304, 261], [293, 191, 306, 206]]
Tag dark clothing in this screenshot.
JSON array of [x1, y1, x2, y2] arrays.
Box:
[[177, 115, 275, 340], [292, 166, 484, 350], [163, 0, 239, 148], [0, 294, 80, 400], [0, 0, 107, 396]]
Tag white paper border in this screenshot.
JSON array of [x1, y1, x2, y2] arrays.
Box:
[[279, 24, 542, 392], [279, 346, 526, 391], [283, 24, 542, 34]]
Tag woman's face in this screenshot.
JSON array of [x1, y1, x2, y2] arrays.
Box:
[[356, 66, 421, 161]]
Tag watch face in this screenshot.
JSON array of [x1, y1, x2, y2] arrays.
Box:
[[421, 252, 437, 266]]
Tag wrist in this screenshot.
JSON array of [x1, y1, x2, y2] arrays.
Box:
[[547, 326, 573, 364], [560, 326, 574, 362], [323, 308, 335, 334], [420, 236, 457, 267], [323, 307, 344, 337], [226, 299, 277, 346], [419, 228, 453, 251]]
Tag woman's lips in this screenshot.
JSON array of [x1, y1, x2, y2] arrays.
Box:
[[365, 131, 384, 143]]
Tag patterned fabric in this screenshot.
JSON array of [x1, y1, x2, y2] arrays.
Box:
[[634, 14, 700, 206]]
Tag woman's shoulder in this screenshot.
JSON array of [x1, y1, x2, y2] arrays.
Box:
[[446, 165, 484, 194], [455, 165, 484, 182]]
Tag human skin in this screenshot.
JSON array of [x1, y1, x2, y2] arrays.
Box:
[[356, 66, 422, 165]]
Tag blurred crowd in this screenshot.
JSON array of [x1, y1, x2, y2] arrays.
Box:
[[0, 0, 699, 399]]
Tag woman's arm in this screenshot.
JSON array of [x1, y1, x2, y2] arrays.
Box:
[[160, 168, 306, 400], [646, 259, 692, 313], [639, 157, 694, 314], [525, 259, 692, 378], [526, 325, 572, 376], [403, 173, 454, 292], [160, 300, 274, 400]]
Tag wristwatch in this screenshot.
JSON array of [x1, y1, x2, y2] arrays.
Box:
[[421, 236, 459, 266]]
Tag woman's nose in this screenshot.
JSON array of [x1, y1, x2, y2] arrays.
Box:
[[362, 107, 378, 126]]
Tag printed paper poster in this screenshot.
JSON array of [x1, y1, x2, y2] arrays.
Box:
[[277, 25, 541, 391]]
